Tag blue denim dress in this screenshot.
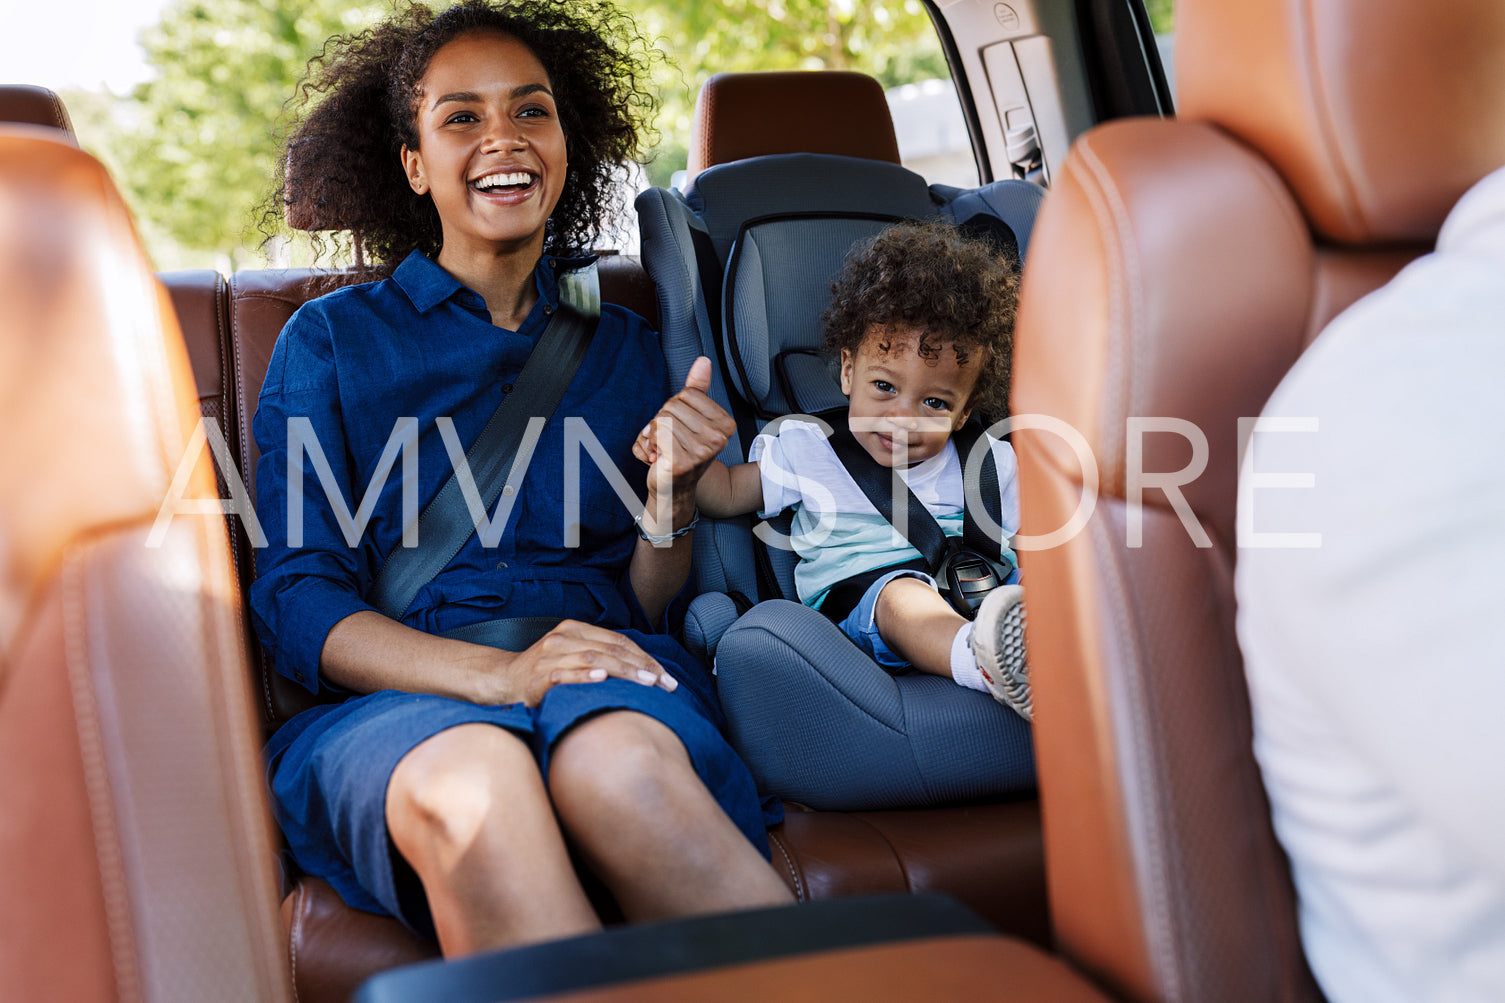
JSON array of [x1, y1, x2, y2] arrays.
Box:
[[249, 251, 776, 936]]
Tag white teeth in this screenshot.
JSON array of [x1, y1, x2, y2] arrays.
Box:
[[472, 171, 534, 189]]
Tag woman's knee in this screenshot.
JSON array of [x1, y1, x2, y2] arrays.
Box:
[[385, 724, 539, 855], [548, 712, 687, 815]]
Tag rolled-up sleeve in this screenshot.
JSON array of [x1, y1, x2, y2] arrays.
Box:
[[248, 306, 380, 693]]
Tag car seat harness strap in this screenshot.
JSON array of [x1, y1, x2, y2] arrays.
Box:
[[824, 412, 1013, 621]]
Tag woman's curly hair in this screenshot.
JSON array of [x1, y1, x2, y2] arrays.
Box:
[[822, 220, 1021, 423], [262, 0, 657, 264]]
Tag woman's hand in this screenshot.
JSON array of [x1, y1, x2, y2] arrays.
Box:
[[491, 619, 679, 708], [633, 357, 736, 528]]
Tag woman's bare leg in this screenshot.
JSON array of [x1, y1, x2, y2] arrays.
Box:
[[548, 711, 794, 922], [873, 576, 968, 677], [385, 723, 600, 956]]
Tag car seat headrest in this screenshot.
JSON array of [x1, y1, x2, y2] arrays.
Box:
[[0, 86, 75, 141], [687, 71, 901, 186], [1177, 0, 1505, 246]]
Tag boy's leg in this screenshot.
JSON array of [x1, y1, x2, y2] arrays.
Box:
[[862, 573, 1033, 720], [870, 575, 968, 678]]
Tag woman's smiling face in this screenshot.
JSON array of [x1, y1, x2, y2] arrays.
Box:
[[401, 30, 567, 260]]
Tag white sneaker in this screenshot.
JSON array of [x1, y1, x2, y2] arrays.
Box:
[[971, 585, 1031, 721]]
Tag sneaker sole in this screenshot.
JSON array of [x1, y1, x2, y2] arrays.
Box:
[[975, 588, 1032, 721]]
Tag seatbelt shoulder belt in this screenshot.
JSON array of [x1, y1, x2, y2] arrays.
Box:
[[367, 262, 601, 621]]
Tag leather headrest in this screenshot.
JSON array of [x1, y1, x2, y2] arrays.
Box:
[[0, 129, 209, 661], [0, 85, 75, 140], [1178, 0, 1505, 246], [687, 71, 900, 185]]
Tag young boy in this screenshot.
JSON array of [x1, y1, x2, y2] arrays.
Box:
[[649, 221, 1031, 720]]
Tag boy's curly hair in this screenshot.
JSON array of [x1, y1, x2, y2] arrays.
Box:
[[262, 0, 657, 264], [822, 220, 1020, 423]]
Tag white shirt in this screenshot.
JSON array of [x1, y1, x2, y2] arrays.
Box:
[[1236, 165, 1505, 1003], [750, 417, 1020, 606]]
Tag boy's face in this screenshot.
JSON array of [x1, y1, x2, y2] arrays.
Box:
[[839, 325, 979, 468]]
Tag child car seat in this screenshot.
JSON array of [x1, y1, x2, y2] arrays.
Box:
[[637, 72, 1045, 810]]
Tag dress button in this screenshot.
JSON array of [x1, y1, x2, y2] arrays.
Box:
[[543, 303, 554, 315], [496, 561, 508, 569], [501, 383, 513, 393], [502, 485, 516, 497]]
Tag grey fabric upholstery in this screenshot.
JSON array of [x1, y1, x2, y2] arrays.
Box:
[[636, 187, 760, 599], [935, 181, 1047, 260], [716, 602, 1035, 810], [726, 215, 897, 416], [684, 591, 741, 665]]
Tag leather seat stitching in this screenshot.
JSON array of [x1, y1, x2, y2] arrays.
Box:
[[767, 830, 804, 900], [1297, 0, 1366, 239], [1089, 512, 1184, 998], [1074, 134, 1141, 493], [61, 543, 144, 1001], [288, 882, 305, 1003]]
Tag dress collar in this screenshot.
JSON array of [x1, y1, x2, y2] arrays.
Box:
[[392, 249, 599, 315]]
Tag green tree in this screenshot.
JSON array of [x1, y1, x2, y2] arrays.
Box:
[[619, 0, 948, 185], [100, 0, 950, 262], [116, 0, 388, 266], [1145, 0, 1174, 35]]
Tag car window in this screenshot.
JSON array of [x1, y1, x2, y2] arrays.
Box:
[[603, 1, 979, 252], [1147, 0, 1176, 92]]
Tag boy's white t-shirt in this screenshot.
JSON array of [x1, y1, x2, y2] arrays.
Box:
[[748, 417, 1020, 608]]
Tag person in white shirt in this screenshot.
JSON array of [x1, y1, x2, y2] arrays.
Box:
[[1237, 164, 1505, 1002], [639, 221, 1032, 721]]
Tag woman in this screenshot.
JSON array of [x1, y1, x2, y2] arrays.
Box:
[[251, 0, 791, 957]]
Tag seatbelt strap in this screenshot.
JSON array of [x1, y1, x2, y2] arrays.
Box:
[[368, 265, 601, 620], [826, 414, 953, 572], [952, 422, 1003, 562], [438, 616, 563, 650], [826, 415, 1006, 572]]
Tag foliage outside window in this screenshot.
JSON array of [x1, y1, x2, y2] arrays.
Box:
[[65, 0, 969, 269]]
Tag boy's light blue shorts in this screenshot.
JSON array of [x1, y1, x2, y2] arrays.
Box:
[[835, 568, 939, 669]]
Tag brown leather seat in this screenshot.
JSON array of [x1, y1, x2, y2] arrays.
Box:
[[1012, 0, 1505, 999], [685, 70, 901, 185], [0, 129, 288, 1001], [0, 84, 75, 137]]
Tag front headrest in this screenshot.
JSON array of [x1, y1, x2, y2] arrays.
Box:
[[686, 71, 900, 185], [0, 85, 75, 140], [1178, 0, 1505, 246]]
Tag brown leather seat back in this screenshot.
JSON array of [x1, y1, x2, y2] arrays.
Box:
[[0, 129, 289, 1001], [0, 84, 75, 137], [1012, 1, 1505, 1000], [686, 70, 901, 184]]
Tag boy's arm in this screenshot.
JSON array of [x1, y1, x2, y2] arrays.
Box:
[[696, 459, 764, 517]]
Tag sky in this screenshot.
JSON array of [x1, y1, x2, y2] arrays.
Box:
[[1, 0, 173, 93]]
